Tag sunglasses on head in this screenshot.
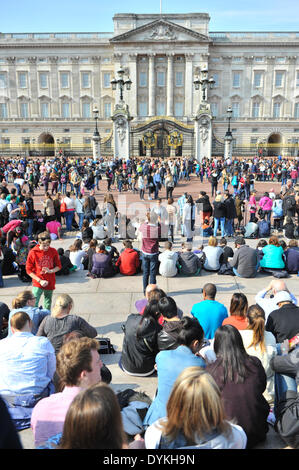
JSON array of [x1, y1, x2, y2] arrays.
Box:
[[39, 237, 50, 242]]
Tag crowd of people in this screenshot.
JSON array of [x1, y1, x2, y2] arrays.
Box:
[[0, 152, 299, 451]]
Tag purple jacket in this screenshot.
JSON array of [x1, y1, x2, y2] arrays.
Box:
[[91, 252, 115, 277]]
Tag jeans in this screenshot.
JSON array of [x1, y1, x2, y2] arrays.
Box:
[[142, 253, 159, 294], [27, 218, 34, 238], [213, 217, 225, 237], [65, 211, 74, 231], [233, 262, 259, 278], [78, 213, 85, 230], [224, 219, 234, 236], [274, 344, 297, 417], [33, 286, 53, 310]]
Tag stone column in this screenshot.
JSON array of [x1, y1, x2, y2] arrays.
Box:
[[184, 53, 194, 116], [224, 134, 233, 160], [167, 53, 174, 116], [28, 57, 38, 117], [128, 53, 137, 117], [49, 56, 59, 117], [112, 104, 133, 159], [71, 56, 80, 118], [194, 104, 212, 162], [6, 57, 17, 118], [148, 54, 156, 116], [92, 133, 101, 160]]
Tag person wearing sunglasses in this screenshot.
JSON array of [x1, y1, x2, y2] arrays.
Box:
[[25, 232, 62, 310]]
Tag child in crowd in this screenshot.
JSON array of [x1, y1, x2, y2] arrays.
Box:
[[158, 241, 178, 278], [56, 248, 76, 275], [103, 238, 119, 260], [219, 237, 234, 264], [256, 239, 267, 263]]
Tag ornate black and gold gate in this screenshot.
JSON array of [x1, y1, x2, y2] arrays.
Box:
[[130, 117, 194, 158]]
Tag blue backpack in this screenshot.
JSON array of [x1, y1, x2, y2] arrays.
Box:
[[258, 220, 270, 238]]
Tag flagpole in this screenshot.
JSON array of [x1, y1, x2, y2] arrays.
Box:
[[160, 0, 162, 15]]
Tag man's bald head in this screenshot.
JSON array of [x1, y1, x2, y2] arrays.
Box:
[[271, 280, 287, 294]]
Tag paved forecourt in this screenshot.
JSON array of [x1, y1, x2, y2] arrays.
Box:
[[1, 231, 296, 450]]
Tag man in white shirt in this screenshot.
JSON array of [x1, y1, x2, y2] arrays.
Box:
[[255, 280, 298, 320]]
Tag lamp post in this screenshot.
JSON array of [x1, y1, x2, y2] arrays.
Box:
[[92, 106, 101, 160], [193, 67, 215, 103], [111, 67, 132, 103], [224, 106, 233, 160]]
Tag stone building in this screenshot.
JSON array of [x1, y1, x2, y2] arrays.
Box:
[[0, 12, 299, 158]]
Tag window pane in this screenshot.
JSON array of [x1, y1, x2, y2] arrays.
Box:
[[212, 73, 219, 87], [233, 72, 240, 87], [0, 73, 7, 88], [157, 72, 165, 87], [175, 71, 183, 87], [40, 73, 48, 88], [211, 102, 218, 117], [138, 102, 147, 117], [82, 102, 91, 118], [232, 102, 240, 118], [104, 102, 111, 118], [254, 72, 262, 87], [18, 73, 27, 88], [103, 73, 111, 88], [275, 72, 283, 87], [252, 102, 260, 118], [82, 73, 90, 88], [139, 72, 147, 87], [41, 102, 49, 118], [273, 102, 281, 118], [295, 103, 299, 119], [174, 102, 183, 116], [296, 71, 299, 87], [0, 103, 8, 118], [20, 103, 28, 118], [156, 102, 165, 115], [62, 102, 70, 118], [60, 73, 69, 88]]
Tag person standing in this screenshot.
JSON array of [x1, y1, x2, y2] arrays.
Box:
[[26, 232, 62, 310], [138, 212, 161, 294]]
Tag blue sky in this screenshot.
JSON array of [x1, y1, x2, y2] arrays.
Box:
[[1, 0, 299, 32]]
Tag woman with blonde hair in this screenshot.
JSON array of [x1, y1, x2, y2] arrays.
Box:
[[145, 367, 247, 449], [239, 304, 277, 405], [202, 236, 224, 271], [8, 290, 50, 336], [36, 294, 97, 353]]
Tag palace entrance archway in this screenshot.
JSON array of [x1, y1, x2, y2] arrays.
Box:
[[267, 133, 282, 157], [38, 133, 55, 156]]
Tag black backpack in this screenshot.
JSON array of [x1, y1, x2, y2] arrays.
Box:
[[1, 205, 9, 223]]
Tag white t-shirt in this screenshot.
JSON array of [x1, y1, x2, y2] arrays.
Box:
[[69, 250, 86, 270]]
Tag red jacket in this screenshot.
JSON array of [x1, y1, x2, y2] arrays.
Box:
[[116, 248, 140, 276], [26, 244, 61, 290]]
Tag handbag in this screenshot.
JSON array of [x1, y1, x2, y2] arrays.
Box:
[[96, 336, 115, 354], [60, 201, 67, 213]]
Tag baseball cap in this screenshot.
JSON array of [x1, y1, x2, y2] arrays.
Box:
[[274, 291, 293, 305]]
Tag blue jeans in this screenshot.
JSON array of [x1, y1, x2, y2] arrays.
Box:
[[224, 219, 234, 236], [78, 213, 85, 230], [142, 253, 159, 294], [274, 344, 297, 417], [27, 218, 34, 238], [233, 260, 259, 278], [65, 211, 74, 231], [213, 217, 225, 237]]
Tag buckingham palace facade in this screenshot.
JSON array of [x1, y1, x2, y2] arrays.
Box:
[[0, 12, 299, 158]]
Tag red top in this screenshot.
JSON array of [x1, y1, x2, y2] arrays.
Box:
[[139, 223, 161, 254], [26, 244, 61, 290], [222, 315, 248, 330], [115, 248, 140, 275]]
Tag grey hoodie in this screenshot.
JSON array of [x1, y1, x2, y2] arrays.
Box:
[[158, 250, 178, 277]]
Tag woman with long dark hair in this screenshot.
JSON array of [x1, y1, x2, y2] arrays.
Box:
[[206, 324, 269, 448]]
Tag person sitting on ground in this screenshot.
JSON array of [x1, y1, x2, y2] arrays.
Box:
[[284, 239, 299, 274], [80, 219, 93, 244], [145, 367, 247, 450], [115, 240, 140, 276], [90, 243, 117, 278], [68, 239, 87, 271], [0, 300, 10, 339], [218, 237, 234, 264], [222, 293, 249, 330], [0, 311, 56, 431], [46, 219, 62, 241], [0, 237, 17, 276], [202, 236, 224, 272], [158, 241, 178, 278], [157, 296, 183, 351], [239, 304, 277, 406], [135, 284, 158, 314], [244, 216, 259, 239], [259, 235, 286, 273], [120, 300, 162, 377], [191, 283, 228, 340], [56, 248, 76, 276], [265, 291, 299, 343], [30, 337, 102, 447], [8, 290, 50, 336], [205, 325, 270, 449], [36, 294, 97, 354], [0, 395, 23, 448], [143, 317, 206, 428], [230, 236, 259, 278], [83, 239, 97, 272], [177, 242, 203, 276], [103, 237, 119, 260], [90, 216, 107, 241], [256, 239, 268, 262], [255, 279, 298, 320]]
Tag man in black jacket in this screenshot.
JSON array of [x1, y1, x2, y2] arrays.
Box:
[[157, 297, 183, 351], [266, 291, 299, 343], [223, 192, 237, 237]]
